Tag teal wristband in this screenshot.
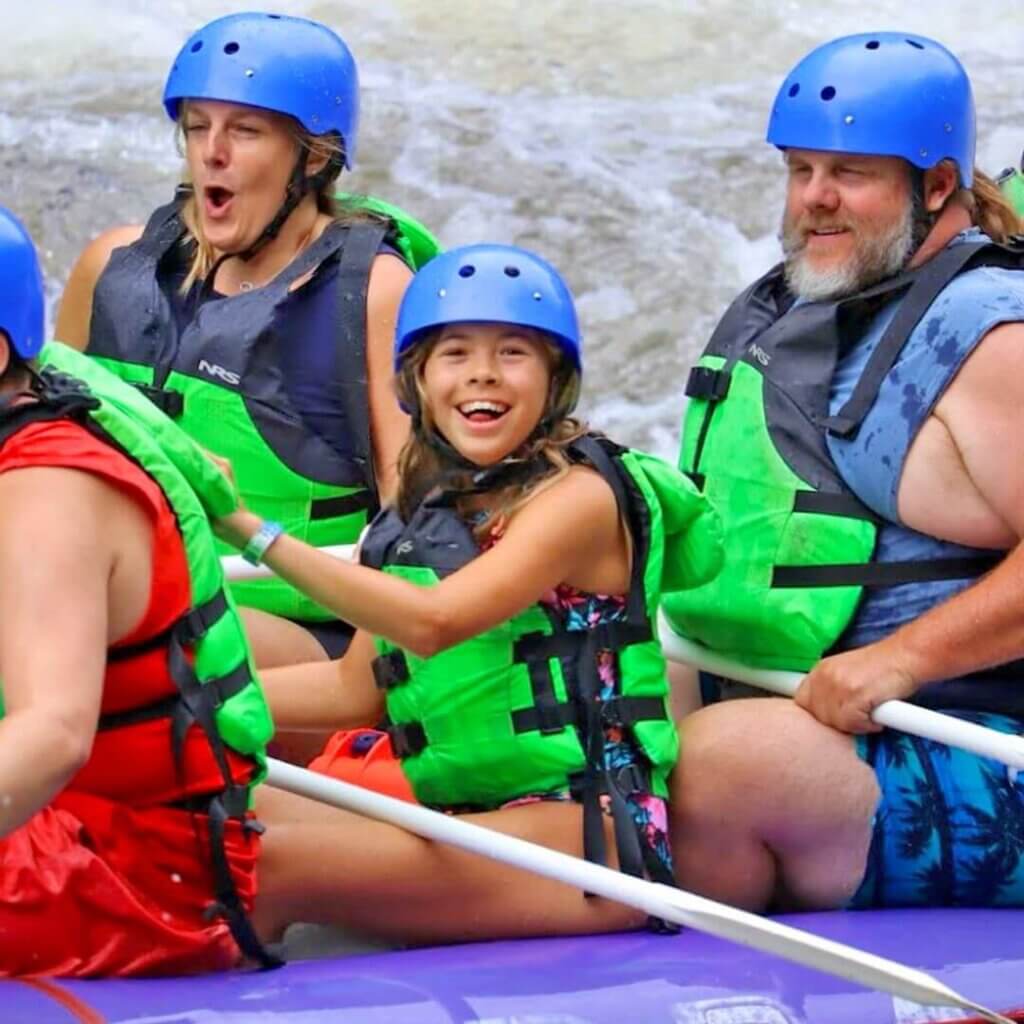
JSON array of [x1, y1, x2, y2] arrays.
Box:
[[242, 520, 284, 566]]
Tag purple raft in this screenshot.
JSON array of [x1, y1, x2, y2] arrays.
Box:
[[2, 908, 1023, 1023]]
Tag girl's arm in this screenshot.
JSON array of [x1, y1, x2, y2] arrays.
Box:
[[258, 630, 384, 732], [219, 465, 627, 658]]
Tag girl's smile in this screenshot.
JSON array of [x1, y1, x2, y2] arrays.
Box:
[[422, 323, 553, 466]]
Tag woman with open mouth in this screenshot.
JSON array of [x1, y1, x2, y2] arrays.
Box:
[[55, 12, 432, 697]]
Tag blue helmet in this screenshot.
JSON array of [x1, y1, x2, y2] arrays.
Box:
[[394, 244, 582, 373], [164, 12, 359, 168], [767, 33, 975, 187], [0, 208, 45, 361]]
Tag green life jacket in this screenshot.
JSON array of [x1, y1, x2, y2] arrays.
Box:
[[0, 342, 278, 966], [85, 191, 441, 621], [662, 240, 1024, 671], [999, 163, 1024, 218], [361, 435, 721, 883]]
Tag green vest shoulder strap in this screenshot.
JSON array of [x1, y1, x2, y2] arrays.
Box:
[[335, 193, 443, 270]]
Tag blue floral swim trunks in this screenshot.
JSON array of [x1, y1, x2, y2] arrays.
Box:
[[850, 710, 1024, 908]]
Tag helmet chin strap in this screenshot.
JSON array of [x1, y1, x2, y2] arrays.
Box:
[[203, 143, 344, 288], [908, 166, 945, 258]]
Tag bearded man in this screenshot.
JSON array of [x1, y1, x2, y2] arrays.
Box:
[[662, 33, 1024, 912]]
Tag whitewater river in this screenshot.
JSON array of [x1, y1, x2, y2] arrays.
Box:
[[2, 0, 1023, 454]]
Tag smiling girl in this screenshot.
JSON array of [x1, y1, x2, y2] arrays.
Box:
[[220, 244, 723, 943]]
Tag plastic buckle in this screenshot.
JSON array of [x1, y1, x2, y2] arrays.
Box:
[[685, 365, 731, 401]]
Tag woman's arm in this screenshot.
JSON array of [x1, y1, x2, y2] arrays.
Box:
[[365, 253, 413, 501], [219, 465, 627, 658], [259, 629, 384, 732], [54, 225, 144, 350]]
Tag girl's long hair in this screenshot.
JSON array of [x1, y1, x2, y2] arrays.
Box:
[[393, 331, 585, 540], [174, 104, 389, 293]]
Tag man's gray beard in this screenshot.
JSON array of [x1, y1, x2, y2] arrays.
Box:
[[782, 202, 915, 302]]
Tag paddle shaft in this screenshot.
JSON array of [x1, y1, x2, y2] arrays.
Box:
[[657, 612, 1024, 772], [266, 759, 1011, 1022]]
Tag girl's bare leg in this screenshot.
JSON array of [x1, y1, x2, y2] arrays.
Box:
[[253, 787, 645, 944]]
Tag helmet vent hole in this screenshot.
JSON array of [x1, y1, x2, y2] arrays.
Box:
[[788, 83, 800, 98], [503, 266, 521, 278], [865, 40, 880, 50], [190, 41, 203, 53], [224, 42, 240, 55], [906, 39, 924, 49], [820, 85, 836, 101], [267, 13, 281, 18], [458, 265, 476, 278]]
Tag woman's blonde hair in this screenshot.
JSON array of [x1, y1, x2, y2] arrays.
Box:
[[174, 103, 387, 293], [961, 167, 1023, 243], [393, 331, 585, 540]]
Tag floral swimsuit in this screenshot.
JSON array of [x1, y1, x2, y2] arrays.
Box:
[[502, 581, 675, 881]]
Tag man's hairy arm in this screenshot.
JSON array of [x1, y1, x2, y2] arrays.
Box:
[[796, 321, 1024, 730]]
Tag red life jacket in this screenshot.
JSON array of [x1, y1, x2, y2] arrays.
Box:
[[1, 417, 256, 806]]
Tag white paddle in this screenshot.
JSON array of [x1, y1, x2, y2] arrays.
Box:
[[656, 611, 1024, 771], [266, 758, 1014, 1024]]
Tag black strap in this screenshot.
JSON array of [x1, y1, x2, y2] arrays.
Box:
[[511, 701, 579, 734], [334, 221, 389, 500], [387, 722, 428, 758], [514, 621, 653, 666], [792, 489, 880, 523], [134, 198, 188, 262], [569, 436, 650, 625], [372, 650, 411, 690], [773, 554, 1001, 589], [98, 694, 179, 732], [177, 591, 230, 645], [824, 241, 993, 438], [310, 490, 375, 522], [163, 597, 280, 968], [97, 664, 251, 732], [685, 365, 731, 401], [521, 653, 568, 735], [132, 382, 185, 419], [205, 793, 283, 969], [600, 695, 669, 728], [511, 695, 668, 735], [514, 630, 585, 662]]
